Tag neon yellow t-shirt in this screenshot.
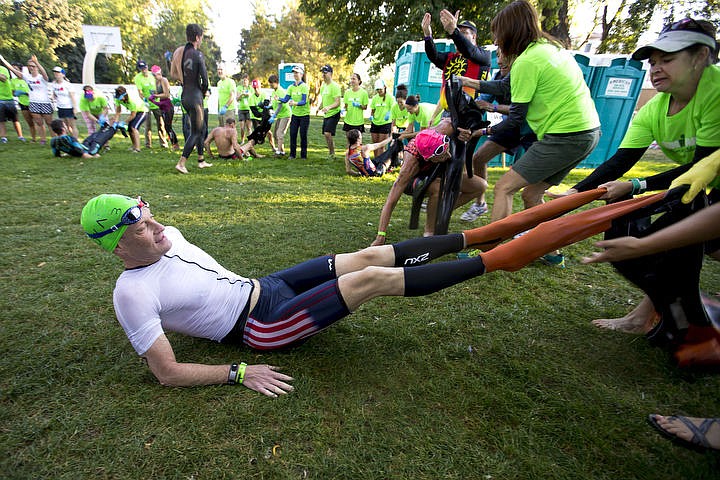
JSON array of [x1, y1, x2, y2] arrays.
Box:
[[510, 41, 599, 140], [287, 82, 310, 116], [217, 77, 237, 110], [237, 86, 251, 110], [133, 72, 158, 110], [0, 67, 13, 100], [271, 86, 291, 119], [115, 97, 147, 113], [249, 90, 269, 120], [370, 93, 394, 126], [343, 88, 369, 126], [409, 103, 440, 128], [320, 80, 342, 117], [10, 77, 30, 106], [79, 95, 108, 115], [391, 103, 411, 129], [620, 65, 720, 161]]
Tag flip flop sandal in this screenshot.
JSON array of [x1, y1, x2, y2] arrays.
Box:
[[647, 414, 719, 453]]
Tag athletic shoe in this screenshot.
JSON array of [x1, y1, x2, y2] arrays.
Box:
[[540, 253, 565, 268], [0, 137, 7, 144], [460, 202, 488, 222], [420, 200, 428, 212], [18, 136, 26, 142], [456, 249, 481, 259]]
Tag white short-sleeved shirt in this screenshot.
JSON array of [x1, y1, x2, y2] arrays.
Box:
[[23, 73, 51, 104], [52, 81, 74, 109], [113, 227, 253, 355]]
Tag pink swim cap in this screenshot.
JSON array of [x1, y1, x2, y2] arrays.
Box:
[[415, 129, 449, 159], [150, 65, 162, 74]]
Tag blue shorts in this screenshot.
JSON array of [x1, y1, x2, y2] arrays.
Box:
[[238, 255, 351, 350]]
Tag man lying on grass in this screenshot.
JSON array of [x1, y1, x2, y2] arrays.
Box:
[[81, 188, 666, 396]]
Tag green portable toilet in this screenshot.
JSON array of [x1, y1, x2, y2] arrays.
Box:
[[579, 57, 646, 168], [393, 39, 455, 103], [277, 62, 304, 90]]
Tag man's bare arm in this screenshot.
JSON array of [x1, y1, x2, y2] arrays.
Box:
[[143, 334, 294, 397]]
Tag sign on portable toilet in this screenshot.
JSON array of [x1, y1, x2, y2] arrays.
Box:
[[277, 62, 304, 90], [580, 56, 646, 168]]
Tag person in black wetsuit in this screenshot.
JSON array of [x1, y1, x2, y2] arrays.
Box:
[[171, 23, 213, 174]]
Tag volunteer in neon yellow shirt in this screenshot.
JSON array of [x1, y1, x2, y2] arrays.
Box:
[[319, 64, 342, 159], [9, 63, 32, 141], [133, 60, 166, 148], [467, 1, 600, 227], [78, 85, 109, 136], [113, 85, 148, 152], [390, 84, 411, 132], [216, 66, 237, 126], [342, 73, 369, 133], [278, 65, 310, 159], [236, 75, 252, 142], [404, 96, 441, 136], [0, 64, 24, 142], [369, 79, 395, 156], [269, 73, 291, 156]]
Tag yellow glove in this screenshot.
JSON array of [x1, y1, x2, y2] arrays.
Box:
[[669, 149, 720, 203]]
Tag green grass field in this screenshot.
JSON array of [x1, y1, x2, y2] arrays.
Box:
[[1, 117, 719, 479]]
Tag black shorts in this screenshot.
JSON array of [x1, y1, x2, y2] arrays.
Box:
[[237, 110, 251, 121], [18, 103, 29, 111], [0, 100, 18, 122], [343, 122, 364, 133], [322, 112, 341, 135], [370, 123, 391, 135], [57, 107, 76, 119]]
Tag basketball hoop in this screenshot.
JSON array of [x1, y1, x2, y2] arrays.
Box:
[[81, 25, 124, 84]]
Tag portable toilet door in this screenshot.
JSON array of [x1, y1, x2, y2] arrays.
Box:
[[574, 53, 595, 88], [393, 39, 454, 104], [278, 62, 304, 90], [579, 57, 646, 168]]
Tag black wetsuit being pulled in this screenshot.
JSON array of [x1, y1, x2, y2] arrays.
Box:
[[181, 42, 209, 160]]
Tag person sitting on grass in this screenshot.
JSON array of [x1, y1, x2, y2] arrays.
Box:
[[50, 119, 98, 159], [344, 128, 394, 177], [50, 118, 126, 159], [204, 117, 246, 160]]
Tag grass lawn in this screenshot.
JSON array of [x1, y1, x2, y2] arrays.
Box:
[[1, 116, 719, 479]]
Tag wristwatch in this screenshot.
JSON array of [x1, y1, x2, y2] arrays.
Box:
[[227, 363, 239, 385]]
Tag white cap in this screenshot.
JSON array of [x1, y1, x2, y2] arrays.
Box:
[[52, 66, 64, 73], [374, 79, 386, 90], [632, 30, 718, 60]]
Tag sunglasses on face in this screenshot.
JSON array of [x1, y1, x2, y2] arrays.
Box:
[[87, 198, 148, 239], [433, 135, 450, 156]]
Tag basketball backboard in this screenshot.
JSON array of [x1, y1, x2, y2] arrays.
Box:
[[82, 25, 124, 55]]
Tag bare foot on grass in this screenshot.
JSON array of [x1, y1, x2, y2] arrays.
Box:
[[591, 295, 658, 333]]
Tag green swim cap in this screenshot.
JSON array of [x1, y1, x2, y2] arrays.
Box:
[[81, 194, 140, 252]]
